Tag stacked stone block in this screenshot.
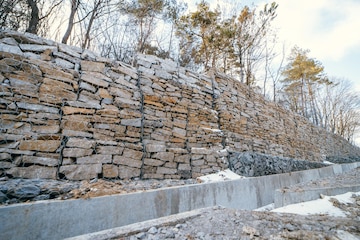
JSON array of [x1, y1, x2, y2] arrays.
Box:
[[0, 30, 359, 180]]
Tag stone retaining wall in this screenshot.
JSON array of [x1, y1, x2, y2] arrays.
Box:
[[0, 30, 359, 180]]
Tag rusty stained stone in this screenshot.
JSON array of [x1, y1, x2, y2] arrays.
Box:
[[102, 164, 118, 178], [18, 140, 61, 152], [61, 106, 96, 115]]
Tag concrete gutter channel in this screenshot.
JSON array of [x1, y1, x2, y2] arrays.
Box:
[[0, 162, 359, 240]]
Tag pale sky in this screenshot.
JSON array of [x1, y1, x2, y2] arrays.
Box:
[[183, 0, 360, 145], [183, 0, 360, 90]]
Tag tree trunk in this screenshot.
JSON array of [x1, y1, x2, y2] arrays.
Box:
[[82, 0, 101, 49], [62, 0, 79, 44], [26, 0, 39, 34]]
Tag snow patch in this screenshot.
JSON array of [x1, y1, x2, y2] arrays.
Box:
[[270, 191, 360, 217], [197, 169, 244, 183], [323, 160, 335, 165]]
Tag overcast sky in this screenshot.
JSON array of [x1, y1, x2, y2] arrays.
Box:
[[183, 0, 360, 91]]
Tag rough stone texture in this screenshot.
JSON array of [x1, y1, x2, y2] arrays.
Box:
[[1, 30, 360, 180], [230, 152, 327, 177], [59, 164, 102, 180]]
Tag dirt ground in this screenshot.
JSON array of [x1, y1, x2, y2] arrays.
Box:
[[118, 205, 360, 240]]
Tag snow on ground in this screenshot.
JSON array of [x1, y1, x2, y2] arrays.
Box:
[[196, 169, 244, 183], [269, 191, 360, 217], [323, 160, 335, 165]]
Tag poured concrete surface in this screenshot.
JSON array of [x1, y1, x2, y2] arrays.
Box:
[[0, 162, 359, 240]]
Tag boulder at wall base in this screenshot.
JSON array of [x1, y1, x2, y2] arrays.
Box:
[[229, 152, 327, 177], [9, 185, 41, 199]]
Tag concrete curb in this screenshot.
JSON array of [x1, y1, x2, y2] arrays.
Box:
[[274, 185, 360, 208], [1, 162, 359, 240]]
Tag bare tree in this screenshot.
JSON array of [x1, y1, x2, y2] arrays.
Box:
[[62, 0, 80, 44], [319, 79, 360, 142]]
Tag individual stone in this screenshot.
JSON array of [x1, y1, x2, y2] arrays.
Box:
[[66, 138, 95, 149], [81, 60, 105, 72], [16, 102, 59, 114], [58, 43, 82, 58], [115, 97, 140, 108], [121, 118, 142, 127], [61, 118, 91, 132], [62, 148, 93, 158], [0, 43, 23, 55], [155, 69, 172, 79], [175, 155, 190, 163], [81, 72, 110, 87], [62, 106, 96, 115], [78, 93, 101, 108], [59, 164, 102, 180], [96, 145, 124, 155], [18, 140, 61, 152], [10, 185, 41, 199], [144, 100, 164, 108], [0, 162, 15, 169], [156, 167, 177, 175], [55, 58, 75, 69], [19, 44, 57, 52], [118, 166, 140, 179], [122, 148, 143, 160], [0, 191, 8, 203], [178, 164, 191, 171], [6, 165, 57, 179], [77, 154, 112, 164], [191, 148, 213, 155], [109, 87, 132, 99], [22, 156, 59, 166], [113, 65, 138, 79], [39, 78, 77, 104], [65, 100, 101, 109], [0, 153, 11, 161], [113, 156, 142, 168], [79, 81, 97, 93], [102, 164, 118, 178], [152, 152, 174, 161], [143, 158, 164, 167], [32, 125, 60, 134], [173, 127, 187, 137], [192, 159, 205, 166], [146, 144, 166, 153], [97, 88, 112, 99]]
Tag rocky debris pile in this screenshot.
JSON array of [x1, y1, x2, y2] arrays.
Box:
[[0, 177, 196, 205], [0, 177, 80, 204], [123, 206, 360, 240], [229, 152, 326, 177], [326, 155, 360, 164]]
